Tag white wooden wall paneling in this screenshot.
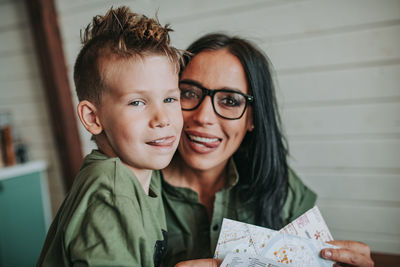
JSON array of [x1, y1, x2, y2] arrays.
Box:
[[59, 0, 400, 65], [0, 100, 49, 125], [0, 52, 38, 80], [52, 0, 400, 254], [321, 206, 400, 253], [331, 228, 400, 254], [167, 0, 400, 48], [0, 78, 44, 101], [282, 102, 400, 135], [278, 65, 400, 103], [0, 0, 66, 215], [264, 25, 400, 71], [303, 174, 400, 202], [319, 204, 400, 234], [0, 1, 26, 29], [289, 139, 400, 168], [0, 28, 31, 55]]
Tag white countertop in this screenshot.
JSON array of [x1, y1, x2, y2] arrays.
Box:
[[0, 161, 47, 180]]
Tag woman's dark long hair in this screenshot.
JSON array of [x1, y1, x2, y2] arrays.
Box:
[[182, 33, 289, 229]]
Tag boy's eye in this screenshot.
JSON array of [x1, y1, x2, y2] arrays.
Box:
[[130, 100, 145, 106], [164, 97, 178, 103]]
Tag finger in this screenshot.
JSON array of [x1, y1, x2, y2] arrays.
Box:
[[327, 240, 371, 257], [321, 248, 374, 267]]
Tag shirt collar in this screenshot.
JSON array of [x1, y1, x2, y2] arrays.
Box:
[[161, 157, 240, 203], [225, 158, 239, 190]]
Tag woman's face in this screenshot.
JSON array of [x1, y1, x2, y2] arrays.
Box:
[[178, 49, 253, 172]]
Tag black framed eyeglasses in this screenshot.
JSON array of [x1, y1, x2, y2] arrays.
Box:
[[179, 80, 254, 120]]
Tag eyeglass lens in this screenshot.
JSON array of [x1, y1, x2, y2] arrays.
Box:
[[180, 83, 248, 119]]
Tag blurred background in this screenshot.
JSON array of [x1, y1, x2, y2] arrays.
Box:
[[0, 0, 399, 266]]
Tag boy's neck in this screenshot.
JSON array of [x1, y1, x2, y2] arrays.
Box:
[[96, 134, 153, 195], [124, 165, 153, 195]]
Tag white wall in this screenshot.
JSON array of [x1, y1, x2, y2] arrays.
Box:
[[1, 0, 397, 254], [0, 0, 65, 216], [57, 0, 400, 254]]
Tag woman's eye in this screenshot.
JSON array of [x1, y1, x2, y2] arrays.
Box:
[[129, 100, 145, 106], [181, 89, 199, 99], [220, 97, 240, 107]]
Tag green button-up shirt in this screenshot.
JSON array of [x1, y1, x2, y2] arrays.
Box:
[[161, 159, 316, 266], [38, 150, 167, 267]]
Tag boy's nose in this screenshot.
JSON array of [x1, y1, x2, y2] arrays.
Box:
[[150, 105, 170, 128]]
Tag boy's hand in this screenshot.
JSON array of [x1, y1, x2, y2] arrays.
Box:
[[174, 258, 221, 267], [321, 240, 374, 267]]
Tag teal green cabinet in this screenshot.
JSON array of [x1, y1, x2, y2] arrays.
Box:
[[0, 161, 50, 267]]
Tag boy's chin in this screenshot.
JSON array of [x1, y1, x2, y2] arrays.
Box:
[[139, 154, 175, 170], [149, 158, 174, 170]]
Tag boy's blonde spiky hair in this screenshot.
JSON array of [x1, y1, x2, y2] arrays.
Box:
[[74, 6, 182, 104]]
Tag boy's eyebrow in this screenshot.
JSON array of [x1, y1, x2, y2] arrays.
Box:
[[119, 87, 180, 97], [165, 87, 180, 93]]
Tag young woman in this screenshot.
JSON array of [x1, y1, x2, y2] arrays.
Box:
[[162, 33, 374, 267]]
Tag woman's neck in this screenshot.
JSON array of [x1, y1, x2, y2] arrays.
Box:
[[163, 154, 228, 219]]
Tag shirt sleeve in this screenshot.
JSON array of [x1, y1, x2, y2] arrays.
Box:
[[65, 193, 147, 267], [281, 168, 317, 225]]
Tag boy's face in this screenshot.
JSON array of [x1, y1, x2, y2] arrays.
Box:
[[97, 55, 183, 174]]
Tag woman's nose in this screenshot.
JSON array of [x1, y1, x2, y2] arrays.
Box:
[[190, 96, 217, 125]]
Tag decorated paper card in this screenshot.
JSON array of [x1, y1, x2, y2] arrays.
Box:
[[221, 252, 287, 267], [215, 206, 336, 267], [280, 206, 333, 242]]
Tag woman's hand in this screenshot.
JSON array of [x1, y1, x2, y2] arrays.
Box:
[[174, 259, 221, 267], [321, 240, 374, 267]]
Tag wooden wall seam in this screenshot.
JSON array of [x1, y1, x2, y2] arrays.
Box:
[[25, 0, 82, 190]]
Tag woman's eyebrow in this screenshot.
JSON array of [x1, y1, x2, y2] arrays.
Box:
[[179, 79, 202, 87], [179, 79, 242, 92]]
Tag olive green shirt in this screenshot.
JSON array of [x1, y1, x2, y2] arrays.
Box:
[[37, 150, 167, 267], [161, 159, 316, 266]]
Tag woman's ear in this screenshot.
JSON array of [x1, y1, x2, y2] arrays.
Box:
[[246, 106, 254, 132], [77, 100, 103, 135]]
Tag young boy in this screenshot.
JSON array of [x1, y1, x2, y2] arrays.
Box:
[[37, 6, 183, 267]]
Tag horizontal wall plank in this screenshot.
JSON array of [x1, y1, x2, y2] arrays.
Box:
[[0, 0, 26, 29], [300, 174, 400, 202], [278, 64, 400, 104], [168, 0, 400, 48], [263, 24, 400, 71], [288, 139, 400, 169], [59, 0, 400, 65], [330, 229, 400, 254], [318, 203, 400, 235], [57, 0, 152, 17], [57, 0, 278, 18], [0, 52, 39, 81], [63, 25, 400, 81], [281, 102, 400, 135], [0, 99, 50, 124], [0, 27, 32, 54], [0, 77, 44, 101]]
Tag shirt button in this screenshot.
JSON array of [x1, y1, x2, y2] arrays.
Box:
[[213, 224, 219, 231]]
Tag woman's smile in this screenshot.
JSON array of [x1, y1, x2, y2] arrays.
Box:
[[185, 130, 221, 150]]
